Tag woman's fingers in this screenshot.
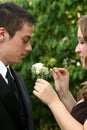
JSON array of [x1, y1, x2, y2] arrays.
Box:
[[33, 78, 59, 106], [50, 68, 60, 80]]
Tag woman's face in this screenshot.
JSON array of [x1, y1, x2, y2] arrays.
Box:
[[75, 26, 87, 69]]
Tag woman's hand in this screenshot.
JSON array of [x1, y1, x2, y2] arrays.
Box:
[[50, 68, 70, 96], [33, 79, 59, 107]]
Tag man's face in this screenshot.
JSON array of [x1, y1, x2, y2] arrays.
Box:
[[0, 23, 34, 65]]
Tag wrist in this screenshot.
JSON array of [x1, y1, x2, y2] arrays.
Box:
[[48, 97, 61, 109], [58, 89, 70, 99]]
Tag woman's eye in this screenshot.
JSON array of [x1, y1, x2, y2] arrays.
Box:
[[79, 41, 84, 44]]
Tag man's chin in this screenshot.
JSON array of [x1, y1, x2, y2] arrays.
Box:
[[11, 60, 22, 64]]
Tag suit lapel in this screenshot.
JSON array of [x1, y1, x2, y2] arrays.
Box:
[[0, 74, 17, 130], [10, 67, 34, 130], [0, 74, 10, 97]]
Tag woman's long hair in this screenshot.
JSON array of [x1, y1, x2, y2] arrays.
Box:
[[79, 82, 87, 101], [77, 55, 87, 101], [77, 16, 87, 101]]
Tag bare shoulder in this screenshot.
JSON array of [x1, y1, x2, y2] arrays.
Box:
[[84, 119, 87, 129], [76, 98, 84, 105]]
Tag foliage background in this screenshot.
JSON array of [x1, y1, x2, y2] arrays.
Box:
[[1, 0, 87, 129]]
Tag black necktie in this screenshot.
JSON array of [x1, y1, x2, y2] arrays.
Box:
[[6, 68, 14, 85], [6, 68, 20, 100]]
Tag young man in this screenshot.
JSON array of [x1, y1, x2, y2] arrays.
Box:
[[0, 2, 36, 130]]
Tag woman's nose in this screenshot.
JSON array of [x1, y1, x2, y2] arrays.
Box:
[[75, 44, 80, 53]]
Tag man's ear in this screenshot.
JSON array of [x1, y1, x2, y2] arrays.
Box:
[[0, 27, 7, 42]]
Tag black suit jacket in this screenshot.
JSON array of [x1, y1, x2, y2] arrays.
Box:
[[0, 67, 34, 130]]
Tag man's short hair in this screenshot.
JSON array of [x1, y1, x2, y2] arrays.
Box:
[[0, 2, 36, 37]]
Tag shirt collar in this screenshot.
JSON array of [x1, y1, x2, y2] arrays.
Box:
[[0, 61, 9, 79]]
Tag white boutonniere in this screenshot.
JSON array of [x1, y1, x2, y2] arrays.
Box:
[[31, 63, 49, 78]]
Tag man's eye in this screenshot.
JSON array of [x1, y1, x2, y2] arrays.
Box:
[[23, 40, 28, 44]]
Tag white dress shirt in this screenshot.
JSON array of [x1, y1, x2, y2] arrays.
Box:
[[0, 61, 9, 83]]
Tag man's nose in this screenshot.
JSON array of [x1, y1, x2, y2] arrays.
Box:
[[26, 43, 32, 51]]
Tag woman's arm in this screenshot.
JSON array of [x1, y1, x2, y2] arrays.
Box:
[[33, 79, 85, 130], [48, 98, 83, 130], [50, 68, 76, 112]]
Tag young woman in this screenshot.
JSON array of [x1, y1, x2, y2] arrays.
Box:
[[33, 16, 87, 130]]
